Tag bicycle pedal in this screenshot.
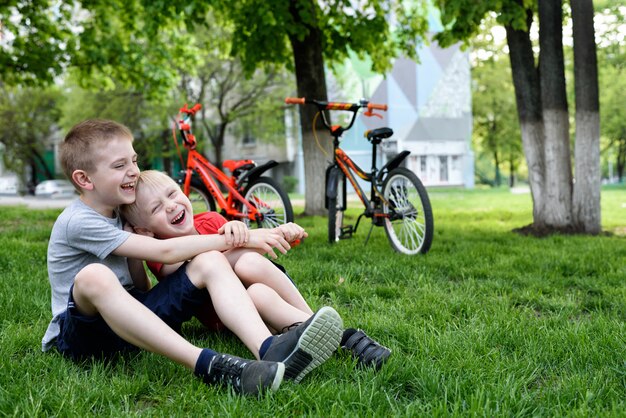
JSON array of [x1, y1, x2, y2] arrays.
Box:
[[339, 225, 354, 239]]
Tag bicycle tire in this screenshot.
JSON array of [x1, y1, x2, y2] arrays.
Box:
[[381, 167, 434, 255], [242, 176, 294, 229], [184, 177, 217, 214], [327, 170, 346, 243]]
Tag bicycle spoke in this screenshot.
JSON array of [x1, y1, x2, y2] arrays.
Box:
[[242, 178, 292, 229], [382, 168, 433, 254]]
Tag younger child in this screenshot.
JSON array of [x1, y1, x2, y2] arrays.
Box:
[[42, 119, 343, 396], [121, 170, 391, 370]]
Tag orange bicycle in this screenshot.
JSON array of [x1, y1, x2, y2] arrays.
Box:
[[286, 97, 433, 254], [173, 103, 293, 228]]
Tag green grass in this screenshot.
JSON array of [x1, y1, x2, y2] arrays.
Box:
[[1, 185, 625, 416]]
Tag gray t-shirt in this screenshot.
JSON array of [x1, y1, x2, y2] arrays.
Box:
[[42, 199, 132, 351]]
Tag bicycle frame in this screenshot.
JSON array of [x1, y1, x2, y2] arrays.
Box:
[[181, 149, 260, 222], [332, 136, 394, 235]]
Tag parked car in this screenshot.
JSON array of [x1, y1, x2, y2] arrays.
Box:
[[35, 180, 78, 199], [0, 175, 23, 195]]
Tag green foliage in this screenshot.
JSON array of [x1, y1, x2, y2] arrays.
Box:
[[434, 0, 534, 48], [471, 21, 524, 186], [70, 1, 197, 98], [0, 1, 77, 85], [59, 78, 182, 171], [0, 85, 63, 184], [176, 23, 295, 162], [1, 186, 625, 415], [282, 175, 299, 193], [206, 0, 430, 75], [598, 63, 626, 181], [596, 6, 626, 181]]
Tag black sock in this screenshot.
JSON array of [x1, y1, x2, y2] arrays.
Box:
[[194, 348, 218, 378], [258, 336, 274, 359]]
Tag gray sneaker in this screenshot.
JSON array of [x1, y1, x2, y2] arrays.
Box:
[[262, 306, 343, 383], [203, 353, 285, 395]]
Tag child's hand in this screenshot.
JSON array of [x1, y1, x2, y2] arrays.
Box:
[[275, 222, 308, 243], [246, 228, 290, 259], [218, 221, 249, 247]]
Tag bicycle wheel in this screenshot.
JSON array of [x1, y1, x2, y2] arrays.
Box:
[[242, 176, 294, 229], [327, 170, 346, 243], [381, 167, 434, 255], [184, 177, 217, 214]]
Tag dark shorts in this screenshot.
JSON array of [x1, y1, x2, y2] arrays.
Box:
[[56, 263, 209, 361]]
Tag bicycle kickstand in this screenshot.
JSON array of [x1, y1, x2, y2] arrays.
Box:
[[364, 223, 375, 247]]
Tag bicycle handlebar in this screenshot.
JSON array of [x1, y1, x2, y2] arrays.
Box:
[[285, 97, 306, 105], [177, 103, 202, 149], [180, 103, 202, 116], [284, 97, 387, 112], [285, 97, 387, 136]]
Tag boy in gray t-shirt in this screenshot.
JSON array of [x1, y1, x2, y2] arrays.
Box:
[[43, 119, 343, 395]]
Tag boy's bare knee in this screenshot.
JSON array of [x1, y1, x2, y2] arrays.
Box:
[[234, 252, 267, 278], [187, 251, 232, 285], [190, 251, 229, 270], [73, 264, 119, 298], [72, 264, 121, 315]]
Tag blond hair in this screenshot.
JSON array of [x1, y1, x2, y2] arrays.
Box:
[[120, 170, 178, 227], [60, 119, 133, 188]]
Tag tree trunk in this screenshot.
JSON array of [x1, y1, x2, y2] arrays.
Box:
[[506, 16, 547, 227], [618, 140, 625, 181], [289, 0, 332, 216], [214, 122, 227, 171], [161, 129, 173, 177], [538, 0, 573, 228], [509, 155, 516, 188], [571, 0, 601, 234], [493, 150, 501, 187]]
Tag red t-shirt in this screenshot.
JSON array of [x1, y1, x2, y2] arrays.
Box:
[[146, 211, 228, 332]]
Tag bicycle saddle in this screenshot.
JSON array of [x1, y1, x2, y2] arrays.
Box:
[[223, 159, 255, 174], [365, 127, 394, 143]]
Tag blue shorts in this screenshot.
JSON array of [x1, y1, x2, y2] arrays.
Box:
[[56, 263, 209, 361]]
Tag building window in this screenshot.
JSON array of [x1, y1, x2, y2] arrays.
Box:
[[452, 155, 460, 171], [420, 156, 427, 176], [242, 132, 256, 147], [439, 156, 448, 182]]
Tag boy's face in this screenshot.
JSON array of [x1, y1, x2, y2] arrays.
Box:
[[84, 136, 139, 213], [134, 180, 196, 238]]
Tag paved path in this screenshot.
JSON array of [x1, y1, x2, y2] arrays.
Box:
[[0, 195, 77, 209]]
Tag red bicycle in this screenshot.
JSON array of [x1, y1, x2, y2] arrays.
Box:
[[286, 97, 433, 255], [173, 103, 294, 229]]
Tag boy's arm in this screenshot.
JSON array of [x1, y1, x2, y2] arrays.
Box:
[[123, 222, 152, 291], [127, 258, 151, 291], [112, 229, 290, 263]]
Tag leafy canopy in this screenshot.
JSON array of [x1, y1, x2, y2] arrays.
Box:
[[0, 1, 77, 85]]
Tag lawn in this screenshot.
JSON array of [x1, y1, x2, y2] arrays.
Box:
[[1, 185, 625, 416]]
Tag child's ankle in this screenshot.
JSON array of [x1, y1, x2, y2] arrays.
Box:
[[194, 348, 218, 377], [259, 336, 274, 359]]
